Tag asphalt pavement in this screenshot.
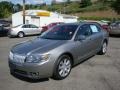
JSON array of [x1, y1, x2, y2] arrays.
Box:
[[0, 36, 120, 90]]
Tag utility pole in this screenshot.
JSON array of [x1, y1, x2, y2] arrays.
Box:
[[63, 0, 67, 14], [23, 0, 25, 24], [64, 0, 66, 14]]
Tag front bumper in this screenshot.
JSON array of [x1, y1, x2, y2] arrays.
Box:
[[9, 59, 54, 79]]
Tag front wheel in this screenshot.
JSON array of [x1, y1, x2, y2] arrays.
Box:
[[53, 55, 72, 80], [98, 42, 107, 55]]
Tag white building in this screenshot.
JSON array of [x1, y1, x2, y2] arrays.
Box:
[[12, 10, 78, 27]]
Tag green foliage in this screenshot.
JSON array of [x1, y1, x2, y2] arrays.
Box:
[[79, 16, 120, 21], [0, 1, 13, 18], [51, 2, 108, 14], [64, 2, 80, 14], [80, 0, 92, 8], [13, 4, 22, 12], [0, 0, 119, 18], [67, 0, 71, 4], [78, 3, 109, 12], [111, 0, 120, 14], [37, 2, 108, 14]]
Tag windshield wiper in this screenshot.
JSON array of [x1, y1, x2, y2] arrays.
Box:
[[41, 37, 54, 40]]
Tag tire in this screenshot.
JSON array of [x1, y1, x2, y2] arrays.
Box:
[[53, 55, 72, 80], [98, 41, 107, 55], [18, 32, 24, 38]]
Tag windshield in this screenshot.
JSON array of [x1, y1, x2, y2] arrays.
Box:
[[40, 24, 78, 40]]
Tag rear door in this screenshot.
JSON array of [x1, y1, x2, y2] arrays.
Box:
[[22, 24, 32, 35], [89, 24, 103, 53], [29, 24, 41, 35]]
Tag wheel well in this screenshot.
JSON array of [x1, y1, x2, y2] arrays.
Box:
[[62, 53, 74, 66], [18, 31, 24, 35], [52, 52, 74, 78]]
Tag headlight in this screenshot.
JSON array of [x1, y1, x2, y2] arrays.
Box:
[[25, 54, 50, 63], [9, 51, 13, 60]]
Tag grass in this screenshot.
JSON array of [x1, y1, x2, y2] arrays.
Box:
[[74, 9, 120, 21]]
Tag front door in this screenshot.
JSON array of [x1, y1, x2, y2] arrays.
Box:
[[73, 24, 94, 63]]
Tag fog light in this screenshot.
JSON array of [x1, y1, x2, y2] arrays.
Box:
[[29, 72, 39, 77]]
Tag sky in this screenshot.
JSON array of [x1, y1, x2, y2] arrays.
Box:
[[0, 0, 79, 5], [0, 0, 63, 4], [0, 0, 48, 4]]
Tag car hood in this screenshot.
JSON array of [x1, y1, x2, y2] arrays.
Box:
[[11, 38, 67, 55]]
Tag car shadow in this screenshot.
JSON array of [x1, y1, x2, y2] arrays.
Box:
[[10, 72, 49, 83], [109, 34, 120, 37], [0, 34, 8, 37], [72, 55, 95, 68]]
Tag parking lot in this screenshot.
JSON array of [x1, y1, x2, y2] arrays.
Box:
[[0, 36, 120, 90]]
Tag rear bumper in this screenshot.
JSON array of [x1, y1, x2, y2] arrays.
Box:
[[8, 30, 18, 36]]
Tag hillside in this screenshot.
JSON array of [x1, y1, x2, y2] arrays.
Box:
[[0, 0, 119, 20], [39, 1, 120, 20], [74, 9, 120, 20]]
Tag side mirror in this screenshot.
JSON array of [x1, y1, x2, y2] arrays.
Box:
[[77, 35, 86, 41]]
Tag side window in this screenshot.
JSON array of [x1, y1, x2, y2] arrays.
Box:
[[90, 24, 100, 34], [76, 24, 92, 38], [30, 25, 38, 28], [22, 25, 29, 28]]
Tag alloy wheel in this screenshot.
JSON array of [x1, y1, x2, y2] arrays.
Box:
[[58, 57, 71, 77]]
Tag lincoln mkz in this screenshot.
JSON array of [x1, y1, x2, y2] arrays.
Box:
[[9, 22, 109, 80]]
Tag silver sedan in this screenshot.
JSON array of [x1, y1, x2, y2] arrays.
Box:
[[110, 21, 120, 35], [8, 24, 42, 38], [9, 22, 109, 80]]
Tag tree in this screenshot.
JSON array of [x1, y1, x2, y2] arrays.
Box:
[[0, 1, 13, 18], [97, 0, 107, 3], [67, 0, 71, 4], [111, 0, 120, 14], [80, 0, 92, 8], [16, 4, 22, 11], [13, 4, 22, 12]]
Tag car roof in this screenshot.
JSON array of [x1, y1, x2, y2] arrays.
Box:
[[22, 24, 34, 25], [61, 22, 100, 26], [19, 23, 36, 25]]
